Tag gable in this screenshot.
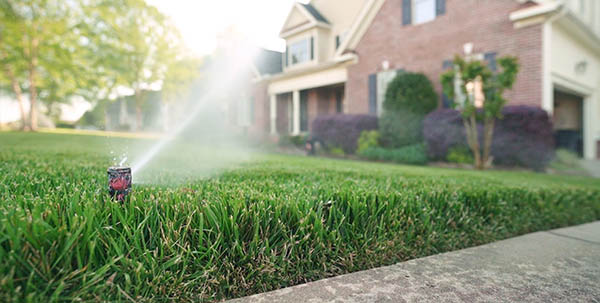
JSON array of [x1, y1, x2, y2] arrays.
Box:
[[282, 6, 312, 33]]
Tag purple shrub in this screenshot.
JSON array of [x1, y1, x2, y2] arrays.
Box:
[[424, 106, 555, 170], [312, 114, 378, 154]]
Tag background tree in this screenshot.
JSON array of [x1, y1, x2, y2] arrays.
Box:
[[441, 55, 519, 169], [98, 0, 180, 131], [160, 54, 202, 131], [0, 0, 92, 130]]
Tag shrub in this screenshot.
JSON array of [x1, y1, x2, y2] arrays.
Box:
[[312, 114, 378, 154], [360, 144, 428, 165], [279, 135, 306, 148], [424, 106, 555, 170], [447, 146, 474, 164], [383, 72, 438, 115], [549, 149, 586, 175], [379, 111, 424, 148], [329, 146, 345, 157], [357, 130, 380, 154]]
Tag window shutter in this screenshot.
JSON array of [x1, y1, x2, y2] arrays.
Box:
[[285, 46, 289, 67], [436, 0, 446, 16], [402, 0, 412, 26], [335, 35, 340, 49], [310, 37, 314, 60], [368, 74, 377, 114], [441, 60, 452, 108], [484, 52, 497, 72]]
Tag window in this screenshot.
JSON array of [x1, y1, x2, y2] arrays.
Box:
[[335, 90, 343, 113], [289, 38, 310, 65], [414, 0, 436, 24]]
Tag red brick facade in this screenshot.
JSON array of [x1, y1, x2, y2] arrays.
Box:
[[346, 0, 543, 114]]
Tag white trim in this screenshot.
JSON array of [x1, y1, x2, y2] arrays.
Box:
[[280, 3, 331, 38], [292, 90, 300, 135], [268, 65, 347, 95], [509, 2, 562, 22], [335, 0, 385, 57], [542, 22, 553, 113]]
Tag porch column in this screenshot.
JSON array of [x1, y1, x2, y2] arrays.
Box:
[[292, 90, 300, 135], [270, 94, 277, 135]]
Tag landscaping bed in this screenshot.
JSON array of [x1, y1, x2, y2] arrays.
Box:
[[1, 132, 599, 302]]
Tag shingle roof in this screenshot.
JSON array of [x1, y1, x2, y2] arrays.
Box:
[[253, 49, 283, 76], [300, 3, 329, 24]]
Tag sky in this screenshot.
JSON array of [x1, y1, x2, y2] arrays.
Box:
[[146, 0, 309, 56]]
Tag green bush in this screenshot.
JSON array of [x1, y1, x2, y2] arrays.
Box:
[[447, 146, 474, 164], [357, 130, 380, 154], [329, 146, 345, 157], [360, 144, 428, 165], [380, 72, 437, 148], [279, 135, 306, 148], [383, 72, 438, 115], [379, 111, 424, 148]]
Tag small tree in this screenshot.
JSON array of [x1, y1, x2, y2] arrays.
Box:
[[441, 55, 519, 169]]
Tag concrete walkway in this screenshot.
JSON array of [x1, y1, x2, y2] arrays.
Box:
[[582, 160, 600, 178], [230, 222, 600, 303]]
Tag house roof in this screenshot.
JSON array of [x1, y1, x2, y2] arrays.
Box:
[[253, 49, 283, 76], [300, 3, 329, 24]]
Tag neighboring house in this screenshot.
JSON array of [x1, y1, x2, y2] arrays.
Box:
[[247, 0, 600, 160]]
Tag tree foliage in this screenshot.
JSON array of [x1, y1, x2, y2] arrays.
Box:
[[0, 0, 194, 131], [440, 55, 519, 169]]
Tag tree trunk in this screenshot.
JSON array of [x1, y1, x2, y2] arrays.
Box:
[[135, 89, 143, 131], [28, 37, 39, 131], [0, 44, 28, 130], [4, 65, 28, 130], [463, 114, 483, 169], [482, 118, 495, 169]]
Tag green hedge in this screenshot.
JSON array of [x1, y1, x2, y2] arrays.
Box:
[[360, 144, 428, 165], [1, 133, 599, 302]]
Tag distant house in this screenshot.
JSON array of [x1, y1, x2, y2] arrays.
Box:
[[246, 0, 600, 160]]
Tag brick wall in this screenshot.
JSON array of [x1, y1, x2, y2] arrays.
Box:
[[346, 0, 543, 114]]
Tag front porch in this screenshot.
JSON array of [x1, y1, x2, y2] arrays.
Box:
[[270, 84, 344, 136]]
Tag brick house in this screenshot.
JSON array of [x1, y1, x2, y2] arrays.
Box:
[[249, 0, 600, 160]]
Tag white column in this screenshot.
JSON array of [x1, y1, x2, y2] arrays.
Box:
[[270, 94, 277, 135], [292, 90, 300, 135]]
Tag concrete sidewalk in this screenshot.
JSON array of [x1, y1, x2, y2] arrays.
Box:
[[230, 222, 600, 303]]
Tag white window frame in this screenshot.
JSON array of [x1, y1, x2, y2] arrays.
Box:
[[413, 0, 437, 25], [288, 38, 311, 66]]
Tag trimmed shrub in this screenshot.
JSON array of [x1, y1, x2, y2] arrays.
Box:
[[447, 146, 474, 164], [360, 144, 428, 165], [379, 111, 424, 148], [383, 72, 438, 114], [312, 114, 378, 154], [357, 130, 380, 154], [424, 106, 555, 170], [380, 72, 438, 148]]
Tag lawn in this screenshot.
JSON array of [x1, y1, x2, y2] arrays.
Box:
[[1, 131, 599, 302]]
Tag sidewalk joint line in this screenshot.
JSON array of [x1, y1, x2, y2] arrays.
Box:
[[546, 231, 600, 246]]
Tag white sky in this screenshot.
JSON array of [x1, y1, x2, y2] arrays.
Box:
[[146, 0, 309, 56]]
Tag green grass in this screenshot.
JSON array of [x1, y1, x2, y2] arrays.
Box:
[[1, 131, 599, 302]]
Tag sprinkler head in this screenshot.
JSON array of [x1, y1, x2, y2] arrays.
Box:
[[107, 166, 132, 201]]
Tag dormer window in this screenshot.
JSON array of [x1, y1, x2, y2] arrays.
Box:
[[285, 37, 314, 67]]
